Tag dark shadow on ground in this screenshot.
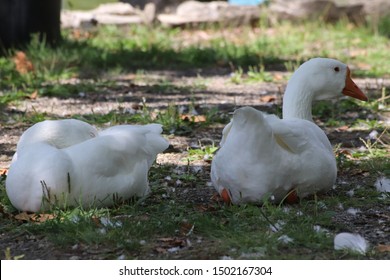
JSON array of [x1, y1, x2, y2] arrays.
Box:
[[52, 38, 290, 78]]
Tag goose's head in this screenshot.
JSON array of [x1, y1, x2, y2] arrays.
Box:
[[283, 58, 367, 120], [295, 57, 367, 101]]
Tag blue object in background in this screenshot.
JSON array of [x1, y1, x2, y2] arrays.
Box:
[[228, 0, 265, 5]]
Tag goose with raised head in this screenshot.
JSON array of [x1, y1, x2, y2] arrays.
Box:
[[211, 58, 368, 204], [6, 119, 169, 212]]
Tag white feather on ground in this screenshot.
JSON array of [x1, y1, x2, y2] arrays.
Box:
[[334, 232, 369, 254], [375, 177, 390, 192]]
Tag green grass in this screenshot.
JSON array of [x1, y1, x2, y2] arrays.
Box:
[[63, 0, 117, 10], [0, 19, 390, 109], [1, 20, 390, 107], [187, 145, 218, 162], [2, 181, 386, 259], [230, 64, 275, 84]]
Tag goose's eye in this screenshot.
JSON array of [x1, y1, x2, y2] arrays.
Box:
[[334, 67, 340, 72]]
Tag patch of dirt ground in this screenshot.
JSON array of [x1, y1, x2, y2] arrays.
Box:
[[0, 71, 389, 259]]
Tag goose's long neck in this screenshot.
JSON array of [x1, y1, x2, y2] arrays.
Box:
[[282, 75, 314, 122]]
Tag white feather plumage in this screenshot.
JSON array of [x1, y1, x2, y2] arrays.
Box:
[[334, 232, 369, 254], [6, 119, 169, 212]]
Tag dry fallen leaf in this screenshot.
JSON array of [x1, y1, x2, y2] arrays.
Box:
[[259, 95, 277, 103], [29, 90, 38, 100], [13, 51, 34, 74], [155, 237, 186, 253], [32, 213, 56, 223], [0, 168, 7, 176], [149, 112, 158, 120], [272, 73, 284, 81], [336, 125, 350, 132], [71, 29, 92, 40], [158, 237, 175, 242], [349, 168, 370, 177], [14, 212, 31, 222], [196, 204, 217, 212], [91, 216, 101, 226], [336, 149, 352, 159], [180, 114, 207, 123], [155, 247, 167, 253], [180, 222, 194, 236], [376, 244, 390, 253], [158, 237, 186, 247], [14, 212, 56, 223]]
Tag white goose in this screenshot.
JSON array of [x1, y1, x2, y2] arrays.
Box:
[[6, 119, 169, 212], [211, 58, 368, 204]]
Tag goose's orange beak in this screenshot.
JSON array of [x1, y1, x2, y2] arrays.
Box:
[[342, 67, 368, 101]]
